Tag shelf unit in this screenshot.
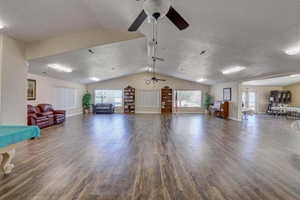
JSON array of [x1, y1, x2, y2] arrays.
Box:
[[161, 86, 173, 113], [124, 86, 135, 114], [270, 90, 291, 104]]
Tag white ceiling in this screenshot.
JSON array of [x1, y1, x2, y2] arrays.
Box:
[[2, 0, 300, 84], [243, 75, 300, 86], [29, 38, 148, 84]]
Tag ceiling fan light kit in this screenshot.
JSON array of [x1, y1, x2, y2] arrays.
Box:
[[129, 0, 189, 32], [129, 0, 189, 84]]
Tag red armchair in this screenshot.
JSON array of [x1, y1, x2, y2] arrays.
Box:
[[37, 104, 66, 125], [27, 104, 66, 129], [27, 105, 49, 128]]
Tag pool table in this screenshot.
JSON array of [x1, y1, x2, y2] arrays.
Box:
[[0, 126, 40, 175]]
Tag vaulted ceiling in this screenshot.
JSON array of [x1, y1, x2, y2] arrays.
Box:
[[1, 0, 300, 84], [243, 75, 300, 86]]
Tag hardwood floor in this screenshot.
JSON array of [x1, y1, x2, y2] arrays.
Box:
[[0, 114, 300, 200]]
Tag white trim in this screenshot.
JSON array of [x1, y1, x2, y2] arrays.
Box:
[[67, 111, 83, 118], [135, 111, 161, 114], [133, 111, 206, 114], [229, 117, 242, 121], [174, 112, 205, 114], [257, 112, 267, 114]]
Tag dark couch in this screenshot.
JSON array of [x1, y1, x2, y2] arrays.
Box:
[[93, 104, 115, 114], [27, 104, 66, 128]]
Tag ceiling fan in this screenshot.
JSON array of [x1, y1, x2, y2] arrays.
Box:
[[145, 56, 166, 84], [128, 0, 189, 32]]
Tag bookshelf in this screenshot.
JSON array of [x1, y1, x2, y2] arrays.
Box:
[[161, 86, 173, 113], [124, 86, 135, 114]]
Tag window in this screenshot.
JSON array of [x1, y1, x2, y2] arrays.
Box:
[[242, 92, 246, 108], [242, 91, 256, 112], [95, 90, 122, 106], [136, 90, 160, 108], [54, 87, 77, 109], [176, 90, 202, 107], [248, 92, 256, 111]]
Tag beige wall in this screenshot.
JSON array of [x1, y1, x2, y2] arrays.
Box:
[[211, 82, 241, 120], [284, 82, 300, 107], [27, 73, 86, 117], [87, 72, 210, 113], [0, 34, 27, 125], [241, 85, 283, 113]]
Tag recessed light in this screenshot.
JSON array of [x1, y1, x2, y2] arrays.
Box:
[[285, 45, 300, 55], [196, 78, 206, 82], [200, 50, 207, 55], [222, 66, 246, 74], [48, 64, 72, 73], [89, 77, 100, 81], [289, 74, 300, 78]]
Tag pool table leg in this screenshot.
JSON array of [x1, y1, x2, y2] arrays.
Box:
[[0, 148, 15, 175]]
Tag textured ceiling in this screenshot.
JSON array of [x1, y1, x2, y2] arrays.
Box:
[[29, 38, 148, 84], [243, 75, 300, 86], [2, 0, 300, 84]]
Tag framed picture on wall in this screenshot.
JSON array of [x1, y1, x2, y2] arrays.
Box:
[[27, 79, 36, 101], [223, 88, 231, 101]]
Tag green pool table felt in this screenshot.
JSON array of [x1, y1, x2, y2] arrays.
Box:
[[0, 126, 40, 148]]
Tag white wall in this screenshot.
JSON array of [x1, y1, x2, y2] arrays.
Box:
[[241, 85, 283, 113], [0, 34, 28, 125], [27, 73, 86, 117], [211, 82, 241, 120], [87, 72, 210, 113], [0, 35, 2, 117]]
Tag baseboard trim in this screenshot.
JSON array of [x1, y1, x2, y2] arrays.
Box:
[[135, 111, 161, 114], [134, 111, 205, 114], [229, 117, 241, 121], [174, 112, 205, 114], [67, 112, 83, 118]]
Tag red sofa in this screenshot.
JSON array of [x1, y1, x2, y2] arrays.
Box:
[[27, 104, 66, 128]]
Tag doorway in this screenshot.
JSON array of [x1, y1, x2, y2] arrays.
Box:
[[242, 91, 257, 113]]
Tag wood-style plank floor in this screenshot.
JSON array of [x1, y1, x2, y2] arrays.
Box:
[[0, 114, 300, 200]]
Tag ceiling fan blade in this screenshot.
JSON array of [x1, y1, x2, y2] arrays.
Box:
[[128, 10, 147, 32], [166, 6, 189, 30], [152, 56, 165, 62], [157, 79, 166, 81]]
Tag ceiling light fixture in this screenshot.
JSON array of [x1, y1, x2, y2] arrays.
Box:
[[285, 45, 300, 55], [89, 77, 100, 81], [145, 66, 153, 72], [88, 49, 95, 54], [196, 78, 206, 82], [222, 66, 246, 74], [289, 74, 300, 78], [48, 64, 72, 73], [0, 21, 5, 30]]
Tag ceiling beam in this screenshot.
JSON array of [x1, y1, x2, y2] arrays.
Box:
[[25, 29, 144, 60]]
